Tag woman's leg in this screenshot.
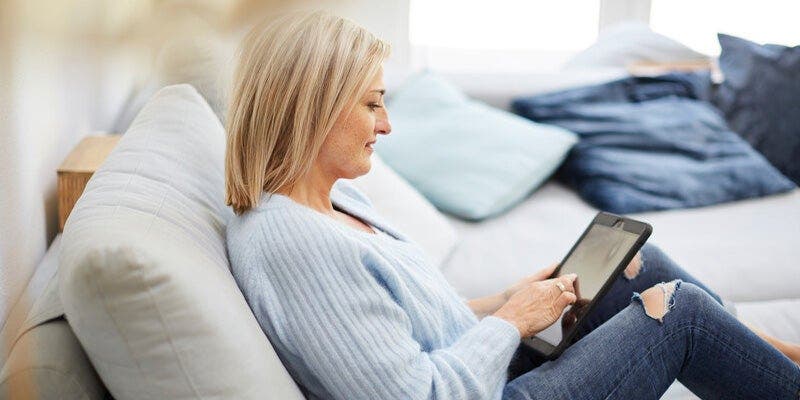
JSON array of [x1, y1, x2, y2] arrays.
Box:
[[507, 243, 723, 380], [575, 242, 726, 339], [504, 281, 800, 400], [574, 243, 800, 365]]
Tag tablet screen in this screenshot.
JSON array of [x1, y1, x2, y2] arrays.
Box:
[[536, 223, 640, 347]]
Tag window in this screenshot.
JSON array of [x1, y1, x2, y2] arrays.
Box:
[[409, 0, 800, 72], [409, 1, 601, 72], [410, 0, 601, 51], [650, 0, 800, 55]]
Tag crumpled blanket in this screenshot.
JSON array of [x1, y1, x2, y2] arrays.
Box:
[[511, 72, 795, 213]]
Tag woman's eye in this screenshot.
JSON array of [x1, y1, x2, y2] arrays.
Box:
[[368, 103, 382, 110]]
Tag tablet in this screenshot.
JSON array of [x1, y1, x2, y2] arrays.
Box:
[[523, 212, 652, 359]]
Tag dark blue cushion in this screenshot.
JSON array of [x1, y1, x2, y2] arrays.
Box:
[[714, 33, 800, 184], [511, 73, 795, 214]]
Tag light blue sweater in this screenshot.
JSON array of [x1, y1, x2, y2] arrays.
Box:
[[226, 180, 521, 400]]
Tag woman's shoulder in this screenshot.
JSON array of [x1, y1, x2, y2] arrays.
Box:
[[225, 180, 381, 260], [225, 194, 357, 264], [228, 197, 328, 245], [225, 197, 375, 296]]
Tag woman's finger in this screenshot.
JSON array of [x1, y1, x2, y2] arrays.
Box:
[[533, 262, 559, 281], [555, 291, 577, 310], [548, 274, 577, 297]]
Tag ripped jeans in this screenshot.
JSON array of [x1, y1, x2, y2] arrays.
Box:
[[504, 243, 800, 399]]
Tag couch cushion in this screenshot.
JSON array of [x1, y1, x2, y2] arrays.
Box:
[[564, 22, 709, 70], [1, 235, 64, 366], [0, 235, 109, 400], [58, 85, 303, 400], [0, 319, 109, 400], [442, 181, 800, 303], [376, 71, 578, 221], [714, 33, 800, 185]]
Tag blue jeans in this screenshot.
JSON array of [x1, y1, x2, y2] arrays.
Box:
[[504, 243, 800, 399]]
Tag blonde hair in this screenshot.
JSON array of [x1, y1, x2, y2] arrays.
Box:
[[225, 10, 391, 215]]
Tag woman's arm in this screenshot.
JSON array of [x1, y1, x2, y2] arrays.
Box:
[[467, 293, 507, 319], [240, 212, 521, 400]]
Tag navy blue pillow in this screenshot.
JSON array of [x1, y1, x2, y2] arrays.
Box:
[[714, 33, 800, 184], [511, 73, 795, 214]]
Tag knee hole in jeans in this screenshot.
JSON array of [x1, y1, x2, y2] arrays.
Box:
[[623, 251, 644, 280], [632, 279, 682, 323]]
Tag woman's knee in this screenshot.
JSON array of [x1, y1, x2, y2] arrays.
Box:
[[622, 250, 644, 280], [625, 243, 681, 282], [633, 281, 710, 323]]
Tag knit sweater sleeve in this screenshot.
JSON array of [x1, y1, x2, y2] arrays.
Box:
[[242, 210, 520, 400]]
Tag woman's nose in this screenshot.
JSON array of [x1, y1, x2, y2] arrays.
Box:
[[376, 117, 391, 135]]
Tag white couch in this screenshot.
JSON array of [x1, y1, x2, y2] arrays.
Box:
[[441, 71, 800, 399], [4, 74, 798, 399], [440, 69, 800, 309]]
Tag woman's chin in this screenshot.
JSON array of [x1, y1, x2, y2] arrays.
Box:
[[340, 159, 371, 180], [360, 157, 372, 175]]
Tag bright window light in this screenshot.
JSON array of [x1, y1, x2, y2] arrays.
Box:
[[650, 0, 800, 55], [410, 0, 601, 51]]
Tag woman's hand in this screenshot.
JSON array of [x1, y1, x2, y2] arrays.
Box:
[[502, 262, 559, 301], [467, 263, 560, 318], [560, 298, 591, 333], [493, 274, 578, 338]]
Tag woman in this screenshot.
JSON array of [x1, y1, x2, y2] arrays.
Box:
[[225, 10, 800, 400]]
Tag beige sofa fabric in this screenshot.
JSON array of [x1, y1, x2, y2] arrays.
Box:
[[0, 319, 109, 400], [0, 235, 109, 400], [58, 85, 304, 400], [2, 236, 63, 366]]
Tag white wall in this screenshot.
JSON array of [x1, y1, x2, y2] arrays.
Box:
[[599, 0, 651, 31], [327, 0, 412, 89], [0, 0, 141, 342]]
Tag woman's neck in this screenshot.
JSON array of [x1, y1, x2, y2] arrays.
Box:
[[279, 165, 338, 215]]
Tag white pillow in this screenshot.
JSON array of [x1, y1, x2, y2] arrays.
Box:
[[59, 85, 304, 400], [352, 154, 458, 268], [439, 69, 628, 111], [565, 22, 709, 70]]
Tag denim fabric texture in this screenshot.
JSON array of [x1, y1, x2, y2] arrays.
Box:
[[505, 242, 800, 399], [511, 73, 795, 214], [714, 33, 800, 185]]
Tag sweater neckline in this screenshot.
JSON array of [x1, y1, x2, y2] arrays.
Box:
[[258, 182, 406, 242]]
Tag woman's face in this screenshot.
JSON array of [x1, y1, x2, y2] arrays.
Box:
[[316, 67, 391, 180]]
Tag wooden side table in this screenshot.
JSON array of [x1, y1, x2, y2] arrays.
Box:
[[57, 134, 122, 232]]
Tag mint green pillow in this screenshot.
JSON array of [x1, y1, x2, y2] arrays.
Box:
[[375, 72, 577, 220]]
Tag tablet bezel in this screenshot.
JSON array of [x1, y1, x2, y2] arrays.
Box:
[[523, 212, 652, 359]]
